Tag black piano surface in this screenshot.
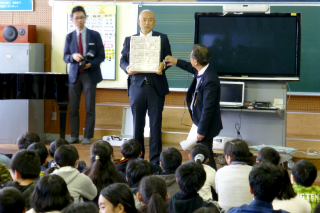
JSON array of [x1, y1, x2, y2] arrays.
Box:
[[0, 72, 69, 138]]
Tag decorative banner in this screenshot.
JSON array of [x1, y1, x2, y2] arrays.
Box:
[[67, 5, 116, 80], [0, 0, 33, 11]]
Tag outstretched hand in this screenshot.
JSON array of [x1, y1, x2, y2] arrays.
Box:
[[164, 56, 178, 67]]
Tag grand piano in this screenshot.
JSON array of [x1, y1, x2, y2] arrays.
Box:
[[0, 72, 69, 143]]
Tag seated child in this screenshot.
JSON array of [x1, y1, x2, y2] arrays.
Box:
[[27, 142, 49, 179], [99, 183, 139, 213], [292, 159, 320, 212], [0, 162, 12, 186], [137, 176, 169, 213], [272, 167, 311, 213], [167, 162, 222, 213], [61, 202, 99, 213], [126, 159, 152, 195], [190, 144, 216, 201], [228, 162, 287, 213], [2, 150, 41, 209], [256, 147, 280, 165], [46, 145, 97, 203], [0, 187, 25, 213], [17, 132, 40, 150], [116, 139, 142, 173], [155, 147, 182, 197], [215, 139, 254, 210]]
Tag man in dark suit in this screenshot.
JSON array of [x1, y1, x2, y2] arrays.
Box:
[[164, 44, 222, 169], [120, 10, 172, 166], [63, 6, 105, 145]]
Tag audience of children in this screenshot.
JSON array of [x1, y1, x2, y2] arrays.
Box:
[[99, 183, 139, 213], [167, 161, 222, 213], [0, 187, 25, 213], [292, 159, 320, 212], [45, 145, 97, 203], [115, 139, 142, 173], [2, 149, 41, 209], [190, 144, 216, 201], [215, 139, 254, 211], [84, 140, 124, 204], [228, 161, 287, 213], [155, 147, 182, 197], [27, 142, 49, 179], [17, 132, 41, 150], [137, 176, 169, 213], [272, 167, 311, 213], [3, 132, 320, 213], [27, 174, 73, 213]]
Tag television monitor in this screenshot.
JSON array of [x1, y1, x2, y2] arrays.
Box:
[[220, 81, 245, 107], [194, 13, 301, 81]]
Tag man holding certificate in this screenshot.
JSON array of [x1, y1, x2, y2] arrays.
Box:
[[120, 10, 172, 166], [164, 44, 222, 169]]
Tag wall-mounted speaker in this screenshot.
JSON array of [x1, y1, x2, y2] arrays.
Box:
[[0, 25, 36, 43]]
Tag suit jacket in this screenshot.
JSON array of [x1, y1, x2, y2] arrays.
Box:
[[120, 31, 172, 97], [63, 28, 105, 84], [177, 59, 223, 139]]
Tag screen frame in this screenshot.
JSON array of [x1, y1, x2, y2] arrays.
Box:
[[220, 81, 245, 106], [194, 12, 301, 81]]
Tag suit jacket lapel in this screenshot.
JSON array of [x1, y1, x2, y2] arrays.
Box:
[[72, 31, 78, 52], [86, 29, 91, 54]]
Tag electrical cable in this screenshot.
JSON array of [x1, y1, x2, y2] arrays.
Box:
[[235, 109, 242, 139]]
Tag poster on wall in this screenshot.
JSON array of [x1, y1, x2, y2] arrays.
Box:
[[0, 0, 33, 11], [67, 5, 116, 80]]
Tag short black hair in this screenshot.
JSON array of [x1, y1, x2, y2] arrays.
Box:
[[249, 162, 283, 202], [191, 144, 209, 164], [126, 159, 152, 187], [49, 138, 69, 158], [256, 147, 280, 165], [292, 159, 317, 187], [16, 132, 40, 150], [27, 142, 48, 165], [70, 6, 86, 18], [0, 187, 25, 213], [120, 139, 142, 159], [191, 44, 210, 66], [10, 150, 41, 179], [224, 139, 254, 165], [61, 202, 98, 213], [193, 207, 220, 213], [176, 161, 206, 194], [31, 174, 72, 212], [160, 147, 182, 174], [54, 145, 79, 167], [100, 183, 138, 213]]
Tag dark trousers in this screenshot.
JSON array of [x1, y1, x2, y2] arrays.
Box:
[[69, 72, 97, 139], [197, 138, 217, 170], [129, 83, 165, 165]]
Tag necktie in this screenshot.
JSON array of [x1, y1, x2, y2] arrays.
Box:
[[78, 32, 85, 73]]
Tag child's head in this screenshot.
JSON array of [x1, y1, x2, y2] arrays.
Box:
[[249, 161, 283, 202], [256, 147, 280, 165], [160, 147, 182, 174], [27, 142, 49, 166], [53, 145, 79, 168], [190, 144, 210, 164], [223, 139, 253, 165], [10, 149, 41, 180], [126, 159, 152, 188], [276, 167, 296, 200], [175, 161, 206, 194], [120, 139, 142, 159], [292, 159, 317, 187], [49, 138, 69, 158], [99, 183, 139, 213], [137, 176, 168, 213], [0, 187, 25, 213], [85, 140, 120, 193], [61, 202, 99, 213], [30, 174, 72, 212], [193, 207, 220, 213], [17, 132, 40, 150]]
